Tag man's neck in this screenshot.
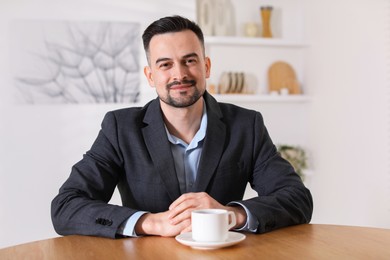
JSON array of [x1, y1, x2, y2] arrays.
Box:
[[161, 97, 204, 144]]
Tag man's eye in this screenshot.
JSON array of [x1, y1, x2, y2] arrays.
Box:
[[186, 59, 197, 64], [159, 63, 170, 68]]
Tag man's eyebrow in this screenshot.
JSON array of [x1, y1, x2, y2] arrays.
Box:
[[155, 57, 171, 65], [183, 52, 199, 59], [155, 53, 200, 65]]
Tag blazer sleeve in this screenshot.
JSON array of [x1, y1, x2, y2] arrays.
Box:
[[51, 112, 136, 238], [239, 112, 313, 233]]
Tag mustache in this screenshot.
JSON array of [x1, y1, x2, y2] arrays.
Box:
[[166, 79, 196, 89]]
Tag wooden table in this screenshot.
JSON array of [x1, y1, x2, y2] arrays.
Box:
[[1, 224, 390, 259]]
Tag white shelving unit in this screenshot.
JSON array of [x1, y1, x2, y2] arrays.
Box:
[[204, 33, 310, 103], [201, 0, 310, 150], [205, 36, 308, 103], [213, 93, 310, 103], [203, 0, 308, 104], [205, 36, 308, 48]]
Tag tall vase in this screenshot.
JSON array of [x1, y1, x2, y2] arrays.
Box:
[[260, 6, 273, 38]]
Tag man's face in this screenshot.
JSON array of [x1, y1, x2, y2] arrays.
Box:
[[144, 30, 211, 108]]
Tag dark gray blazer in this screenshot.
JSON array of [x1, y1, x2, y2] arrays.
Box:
[[51, 92, 313, 238]]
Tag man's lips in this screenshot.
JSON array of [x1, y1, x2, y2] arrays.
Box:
[[170, 84, 193, 90], [167, 80, 196, 90]]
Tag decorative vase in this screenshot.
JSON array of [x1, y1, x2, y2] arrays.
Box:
[[260, 6, 273, 38]]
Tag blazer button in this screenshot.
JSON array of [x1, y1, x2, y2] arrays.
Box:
[[95, 218, 113, 226]]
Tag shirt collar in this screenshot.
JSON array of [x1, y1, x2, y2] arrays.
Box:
[[165, 101, 208, 150]]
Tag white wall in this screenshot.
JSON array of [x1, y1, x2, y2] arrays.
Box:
[[305, 0, 390, 228], [1, 0, 389, 250]]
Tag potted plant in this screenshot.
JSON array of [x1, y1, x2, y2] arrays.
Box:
[[277, 144, 308, 181]]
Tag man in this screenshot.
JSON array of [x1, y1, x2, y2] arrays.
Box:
[[51, 15, 313, 238]]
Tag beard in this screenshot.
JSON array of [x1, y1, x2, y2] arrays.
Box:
[[159, 79, 204, 108]]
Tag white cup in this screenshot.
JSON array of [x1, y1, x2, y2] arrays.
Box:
[[280, 87, 289, 95], [191, 209, 236, 242], [244, 23, 259, 37]]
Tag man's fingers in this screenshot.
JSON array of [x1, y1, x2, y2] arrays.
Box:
[[168, 193, 198, 219], [169, 193, 194, 210], [168, 192, 222, 220], [181, 224, 192, 234], [169, 208, 192, 225]]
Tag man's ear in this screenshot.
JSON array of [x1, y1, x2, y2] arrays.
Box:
[[205, 56, 211, 79], [144, 66, 155, 87]]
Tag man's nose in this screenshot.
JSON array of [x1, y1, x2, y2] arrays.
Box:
[[172, 64, 188, 81]]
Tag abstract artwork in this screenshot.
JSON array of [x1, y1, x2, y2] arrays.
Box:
[[11, 20, 140, 104]]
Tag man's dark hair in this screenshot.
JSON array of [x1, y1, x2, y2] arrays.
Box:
[[142, 15, 205, 62]]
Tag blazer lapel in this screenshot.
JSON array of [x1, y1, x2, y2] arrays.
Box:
[[195, 92, 226, 192], [142, 98, 181, 201]]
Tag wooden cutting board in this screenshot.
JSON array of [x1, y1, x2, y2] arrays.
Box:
[[268, 61, 301, 94]]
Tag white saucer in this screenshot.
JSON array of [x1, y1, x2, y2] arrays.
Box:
[[175, 231, 246, 250]]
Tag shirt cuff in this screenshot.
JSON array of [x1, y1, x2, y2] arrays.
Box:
[[117, 211, 149, 237], [227, 202, 258, 233]]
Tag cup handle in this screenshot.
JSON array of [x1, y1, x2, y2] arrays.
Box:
[[227, 211, 236, 230]]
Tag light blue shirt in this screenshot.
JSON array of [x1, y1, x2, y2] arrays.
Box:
[[166, 105, 207, 193], [117, 103, 258, 237]]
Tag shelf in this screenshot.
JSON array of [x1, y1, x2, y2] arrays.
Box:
[[212, 94, 311, 103], [204, 36, 308, 48], [213, 94, 310, 103]]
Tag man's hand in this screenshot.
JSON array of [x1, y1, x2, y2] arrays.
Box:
[[168, 192, 247, 231], [134, 210, 191, 237], [134, 192, 247, 237]]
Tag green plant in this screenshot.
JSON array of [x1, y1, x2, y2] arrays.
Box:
[[277, 144, 307, 181]]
